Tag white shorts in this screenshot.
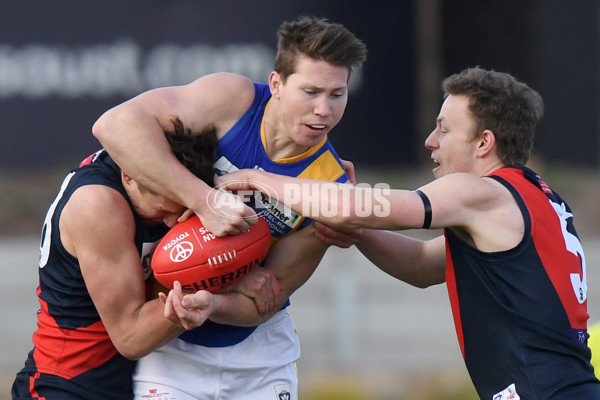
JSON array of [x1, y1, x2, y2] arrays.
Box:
[[133, 310, 300, 400]]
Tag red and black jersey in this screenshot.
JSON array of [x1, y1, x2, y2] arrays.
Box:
[[445, 166, 600, 399], [12, 149, 168, 400]]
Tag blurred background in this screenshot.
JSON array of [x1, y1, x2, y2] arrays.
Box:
[[1, 1, 600, 399]]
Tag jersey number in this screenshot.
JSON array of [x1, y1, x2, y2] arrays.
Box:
[[551, 200, 587, 304], [39, 172, 75, 268]]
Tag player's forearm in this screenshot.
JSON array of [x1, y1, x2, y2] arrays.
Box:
[[208, 292, 274, 326], [112, 299, 185, 360], [356, 230, 445, 288]]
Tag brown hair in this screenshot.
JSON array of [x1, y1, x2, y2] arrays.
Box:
[[274, 16, 367, 82], [442, 67, 544, 166], [165, 118, 217, 186]]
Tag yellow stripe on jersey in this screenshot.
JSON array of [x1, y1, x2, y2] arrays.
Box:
[[297, 150, 346, 181], [272, 135, 329, 164]]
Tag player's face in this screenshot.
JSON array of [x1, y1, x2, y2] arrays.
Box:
[[131, 187, 186, 228], [425, 94, 480, 178], [274, 56, 349, 153]]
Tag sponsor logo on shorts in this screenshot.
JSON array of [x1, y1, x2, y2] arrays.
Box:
[[141, 388, 175, 400], [275, 383, 292, 400], [492, 383, 520, 400]]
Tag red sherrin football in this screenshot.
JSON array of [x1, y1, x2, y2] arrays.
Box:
[[152, 216, 272, 293]]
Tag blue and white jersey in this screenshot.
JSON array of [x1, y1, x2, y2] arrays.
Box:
[[179, 82, 349, 347]]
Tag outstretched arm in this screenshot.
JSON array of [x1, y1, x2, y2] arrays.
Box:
[[215, 169, 427, 230], [216, 169, 522, 252], [356, 230, 446, 288]]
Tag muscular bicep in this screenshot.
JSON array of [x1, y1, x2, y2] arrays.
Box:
[[133, 73, 256, 136], [61, 186, 147, 336]]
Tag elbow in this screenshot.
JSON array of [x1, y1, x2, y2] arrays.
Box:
[[412, 280, 437, 289], [398, 269, 445, 289], [121, 352, 142, 361], [113, 338, 152, 361], [412, 274, 446, 289], [117, 346, 151, 361], [91, 114, 109, 143], [92, 107, 123, 145], [411, 281, 430, 289]]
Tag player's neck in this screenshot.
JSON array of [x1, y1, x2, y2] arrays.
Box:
[[264, 128, 310, 161], [262, 103, 310, 161]]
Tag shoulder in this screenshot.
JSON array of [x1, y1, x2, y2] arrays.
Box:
[[63, 185, 134, 231], [186, 72, 255, 103], [188, 72, 253, 91], [59, 184, 135, 257], [183, 73, 258, 136]]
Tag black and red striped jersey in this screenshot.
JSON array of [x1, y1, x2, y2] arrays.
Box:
[[12, 150, 167, 400], [445, 166, 600, 399]]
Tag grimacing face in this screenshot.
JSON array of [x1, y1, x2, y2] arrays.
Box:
[[124, 176, 186, 227], [134, 191, 186, 228], [273, 55, 349, 155]]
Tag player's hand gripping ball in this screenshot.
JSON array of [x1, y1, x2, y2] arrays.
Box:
[[152, 216, 271, 293]]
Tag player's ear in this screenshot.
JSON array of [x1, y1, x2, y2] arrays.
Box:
[[121, 171, 134, 185], [476, 129, 496, 157], [269, 71, 281, 99]]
